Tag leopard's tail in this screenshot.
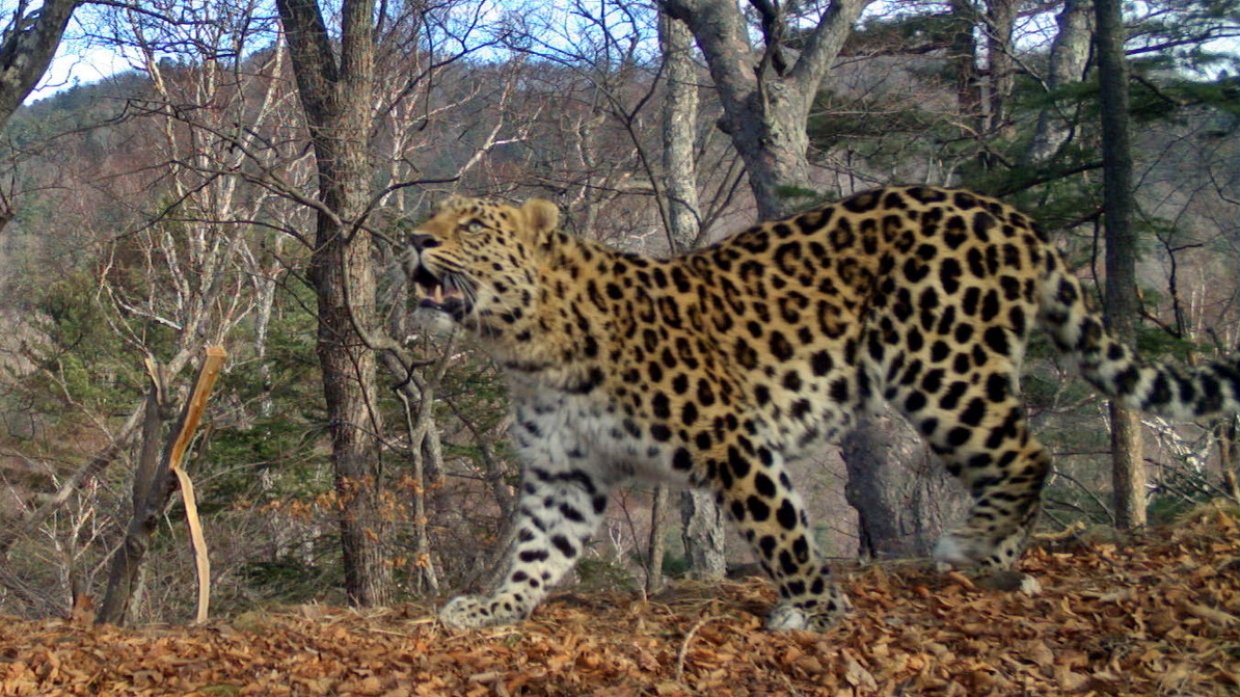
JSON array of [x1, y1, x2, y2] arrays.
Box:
[[1037, 252, 1240, 420]]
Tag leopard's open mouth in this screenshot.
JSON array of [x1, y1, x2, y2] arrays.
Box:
[[412, 265, 471, 320]]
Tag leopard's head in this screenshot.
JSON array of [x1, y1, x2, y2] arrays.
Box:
[[404, 195, 560, 337]]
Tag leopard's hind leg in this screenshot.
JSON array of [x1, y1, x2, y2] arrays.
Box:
[[884, 341, 1050, 569]]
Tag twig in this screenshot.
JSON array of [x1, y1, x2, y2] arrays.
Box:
[[1051, 468, 1116, 525], [0, 404, 147, 557], [675, 614, 723, 682]]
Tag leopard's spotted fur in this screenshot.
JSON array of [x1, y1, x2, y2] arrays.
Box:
[[405, 186, 1240, 631]]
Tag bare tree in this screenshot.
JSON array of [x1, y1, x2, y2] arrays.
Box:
[[0, 0, 78, 128], [85, 8, 297, 623], [661, 0, 872, 219], [658, 9, 726, 579], [1095, 0, 1146, 529], [274, 0, 393, 606], [1024, 0, 1093, 164]]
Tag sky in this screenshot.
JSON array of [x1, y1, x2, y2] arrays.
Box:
[[28, 44, 134, 102], [20, 0, 1240, 105]]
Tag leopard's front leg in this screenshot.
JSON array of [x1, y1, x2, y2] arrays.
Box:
[[439, 460, 611, 630], [715, 442, 851, 632]]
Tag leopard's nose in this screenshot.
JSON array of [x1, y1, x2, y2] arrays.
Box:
[[409, 233, 440, 251]]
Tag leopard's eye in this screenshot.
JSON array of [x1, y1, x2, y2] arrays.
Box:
[[461, 220, 488, 238]]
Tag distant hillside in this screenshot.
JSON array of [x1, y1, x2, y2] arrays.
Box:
[[8, 70, 152, 146]]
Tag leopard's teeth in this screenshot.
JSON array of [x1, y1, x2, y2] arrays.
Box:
[[441, 276, 465, 300], [432, 285, 445, 304]]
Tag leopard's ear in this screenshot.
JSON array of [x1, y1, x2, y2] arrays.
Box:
[[520, 198, 560, 241]]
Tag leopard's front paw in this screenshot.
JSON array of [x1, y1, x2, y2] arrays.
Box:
[[934, 527, 1026, 570], [933, 531, 985, 568], [438, 594, 523, 630], [765, 593, 851, 632]]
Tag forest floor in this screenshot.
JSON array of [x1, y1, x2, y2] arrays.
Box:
[[2, 504, 1239, 696]]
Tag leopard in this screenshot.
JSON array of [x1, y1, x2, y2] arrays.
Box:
[[404, 185, 1240, 632]]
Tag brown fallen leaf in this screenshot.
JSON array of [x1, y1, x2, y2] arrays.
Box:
[[1025, 640, 1055, 669], [945, 570, 976, 590], [843, 655, 877, 690], [1, 510, 1239, 696], [1055, 665, 1088, 692]]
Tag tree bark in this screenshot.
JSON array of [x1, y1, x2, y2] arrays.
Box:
[[1024, 0, 1093, 164], [659, 11, 702, 254], [0, 0, 78, 236], [395, 371, 441, 595], [842, 411, 966, 559], [276, 0, 392, 606], [984, 0, 1018, 140], [949, 0, 983, 138], [0, 0, 78, 124], [646, 486, 669, 593], [1218, 418, 1240, 501], [97, 355, 214, 626], [679, 489, 727, 576], [1095, 0, 1146, 529], [661, 0, 871, 218], [97, 384, 167, 625]]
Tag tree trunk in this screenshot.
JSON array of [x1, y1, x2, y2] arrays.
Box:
[[276, 0, 392, 606], [662, 0, 870, 219], [659, 9, 727, 580], [312, 165, 390, 608], [248, 237, 285, 420], [1024, 0, 1093, 164], [1095, 0, 1146, 529], [949, 0, 983, 139], [646, 486, 669, 593], [659, 11, 702, 252], [0, 0, 78, 125], [842, 410, 966, 559], [395, 370, 441, 595], [0, 0, 78, 237], [97, 380, 168, 625], [984, 0, 1018, 140], [1219, 418, 1240, 501], [679, 489, 727, 576], [98, 348, 223, 626]]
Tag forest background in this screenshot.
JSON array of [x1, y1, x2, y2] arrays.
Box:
[[0, 0, 1238, 627]]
